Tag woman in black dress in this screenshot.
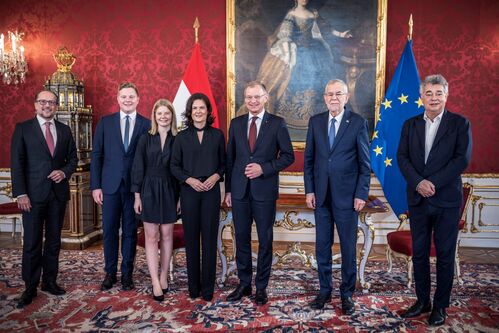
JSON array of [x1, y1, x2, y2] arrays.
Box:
[[131, 98, 179, 302], [171, 93, 226, 301]]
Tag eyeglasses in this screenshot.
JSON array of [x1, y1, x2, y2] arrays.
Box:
[[324, 92, 347, 99], [36, 99, 58, 106], [244, 94, 267, 101]]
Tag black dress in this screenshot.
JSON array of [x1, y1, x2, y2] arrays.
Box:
[[131, 132, 179, 224]]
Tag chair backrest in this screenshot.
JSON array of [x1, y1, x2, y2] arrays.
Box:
[[0, 183, 15, 201], [460, 183, 473, 220]]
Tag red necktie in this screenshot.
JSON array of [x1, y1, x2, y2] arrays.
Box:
[[45, 122, 55, 156], [248, 116, 258, 152]]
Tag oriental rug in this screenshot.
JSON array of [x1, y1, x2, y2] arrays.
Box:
[[0, 248, 498, 332]]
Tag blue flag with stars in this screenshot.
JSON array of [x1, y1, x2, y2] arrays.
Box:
[[370, 40, 423, 217]]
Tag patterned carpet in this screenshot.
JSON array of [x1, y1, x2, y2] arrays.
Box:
[[0, 248, 498, 332]]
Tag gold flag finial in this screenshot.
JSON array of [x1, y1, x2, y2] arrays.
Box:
[[408, 14, 413, 41], [193, 17, 200, 43]]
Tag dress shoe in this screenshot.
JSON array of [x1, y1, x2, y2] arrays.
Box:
[[428, 307, 447, 326], [41, 282, 66, 296], [401, 300, 432, 318], [309, 293, 332, 310], [162, 287, 170, 294], [152, 292, 164, 302], [255, 289, 268, 306], [121, 275, 135, 291], [202, 294, 213, 302], [226, 285, 252, 302], [341, 296, 355, 315], [101, 274, 117, 291], [16, 289, 37, 309]]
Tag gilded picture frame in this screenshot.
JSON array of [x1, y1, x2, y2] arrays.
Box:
[[227, 0, 387, 150]]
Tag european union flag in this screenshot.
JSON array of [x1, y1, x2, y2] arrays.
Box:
[[370, 40, 423, 217]]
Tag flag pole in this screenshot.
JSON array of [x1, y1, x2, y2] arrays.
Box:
[[407, 14, 413, 41], [193, 17, 200, 44]]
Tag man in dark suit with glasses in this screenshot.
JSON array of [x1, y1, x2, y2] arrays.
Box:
[[11, 89, 78, 308]]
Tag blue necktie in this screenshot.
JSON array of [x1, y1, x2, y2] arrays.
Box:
[[124, 115, 130, 152], [328, 118, 336, 149]]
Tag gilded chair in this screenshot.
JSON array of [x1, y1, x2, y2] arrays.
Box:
[[386, 183, 473, 288], [0, 183, 23, 243]]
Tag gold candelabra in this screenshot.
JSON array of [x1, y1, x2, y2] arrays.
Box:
[[0, 31, 28, 85]]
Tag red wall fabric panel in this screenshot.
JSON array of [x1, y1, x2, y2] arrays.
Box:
[[0, 0, 497, 173]]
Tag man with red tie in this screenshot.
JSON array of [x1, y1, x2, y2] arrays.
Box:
[[11, 89, 78, 308], [225, 81, 294, 305]]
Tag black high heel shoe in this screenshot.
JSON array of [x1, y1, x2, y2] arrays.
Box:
[[152, 289, 164, 302], [162, 286, 170, 294]]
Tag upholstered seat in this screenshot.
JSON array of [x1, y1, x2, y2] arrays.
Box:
[[137, 223, 185, 281], [386, 183, 473, 288], [0, 184, 23, 242]]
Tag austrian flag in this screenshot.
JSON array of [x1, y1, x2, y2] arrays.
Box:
[[172, 43, 219, 129]]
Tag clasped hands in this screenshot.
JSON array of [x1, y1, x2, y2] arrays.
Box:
[[245, 163, 263, 179], [186, 173, 220, 192], [417, 179, 435, 197]]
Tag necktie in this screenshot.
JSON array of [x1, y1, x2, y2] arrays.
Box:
[[248, 116, 258, 152], [328, 118, 336, 149], [124, 115, 130, 152], [45, 122, 55, 156]]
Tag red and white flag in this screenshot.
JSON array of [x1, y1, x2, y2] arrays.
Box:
[[173, 43, 219, 129]]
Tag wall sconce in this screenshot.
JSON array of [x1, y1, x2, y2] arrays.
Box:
[[0, 31, 28, 85]]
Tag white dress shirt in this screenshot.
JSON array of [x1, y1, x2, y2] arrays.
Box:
[[120, 111, 136, 144], [247, 110, 265, 138], [423, 111, 443, 163]]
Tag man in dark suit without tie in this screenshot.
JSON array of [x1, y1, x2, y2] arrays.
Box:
[[225, 81, 294, 306], [91, 82, 150, 291], [398, 74, 472, 326], [11, 89, 78, 308], [304, 79, 371, 315]]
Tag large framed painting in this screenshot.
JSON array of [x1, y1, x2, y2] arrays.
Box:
[[227, 0, 387, 150]]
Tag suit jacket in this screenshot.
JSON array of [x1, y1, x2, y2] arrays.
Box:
[[226, 112, 294, 201], [304, 109, 371, 209], [397, 109, 472, 208], [90, 112, 150, 194], [10, 117, 78, 202]]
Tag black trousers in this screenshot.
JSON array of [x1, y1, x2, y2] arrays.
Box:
[[409, 200, 461, 308], [180, 183, 220, 298], [22, 190, 67, 290], [232, 187, 276, 290]]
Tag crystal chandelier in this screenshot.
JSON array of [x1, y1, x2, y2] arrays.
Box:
[[0, 31, 28, 85]]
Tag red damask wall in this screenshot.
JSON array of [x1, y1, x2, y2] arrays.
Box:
[[0, 0, 497, 172]]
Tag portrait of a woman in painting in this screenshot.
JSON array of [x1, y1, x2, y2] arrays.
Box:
[[233, 0, 380, 143]]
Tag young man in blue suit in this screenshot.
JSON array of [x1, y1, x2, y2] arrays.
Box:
[[304, 79, 370, 314], [398, 74, 472, 326], [225, 81, 294, 305], [91, 82, 150, 291]]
